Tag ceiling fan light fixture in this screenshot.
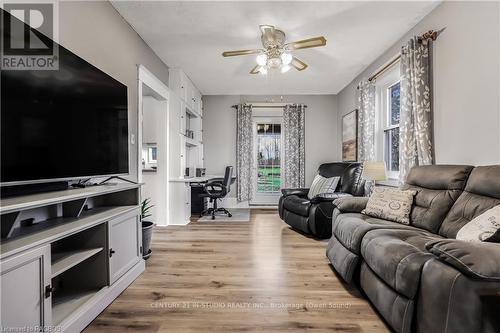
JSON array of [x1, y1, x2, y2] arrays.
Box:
[[256, 54, 267, 66], [268, 57, 281, 68], [224, 25, 326, 75], [281, 53, 292, 65], [281, 64, 291, 73]]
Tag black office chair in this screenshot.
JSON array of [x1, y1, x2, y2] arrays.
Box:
[[200, 166, 233, 220]]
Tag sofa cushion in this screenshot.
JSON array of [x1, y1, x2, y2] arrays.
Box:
[[401, 165, 473, 233], [439, 166, 500, 238], [332, 213, 417, 255], [362, 187, 416, 224], [361, 229, 441, 299], [283, 195, 311, 217]]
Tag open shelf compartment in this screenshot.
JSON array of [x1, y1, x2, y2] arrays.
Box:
[[51, 247, 103, 278], [50, 223, 108, 325]]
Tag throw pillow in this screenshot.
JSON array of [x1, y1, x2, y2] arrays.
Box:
[[308, 174, 340, 199], [456, 205, 500, 242], [362, 187, 417, 224]]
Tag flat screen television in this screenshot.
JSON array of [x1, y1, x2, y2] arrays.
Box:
[[1, 13, 129, 186]]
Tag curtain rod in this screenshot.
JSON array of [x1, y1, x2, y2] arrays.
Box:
[[358, 28, 444, 89], [231, 103, 307, 109]]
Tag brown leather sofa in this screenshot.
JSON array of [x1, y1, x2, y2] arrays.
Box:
[[326, 165, 500, 333]]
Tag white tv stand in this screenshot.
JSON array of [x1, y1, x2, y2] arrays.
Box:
[[0, 183, 144, 332]]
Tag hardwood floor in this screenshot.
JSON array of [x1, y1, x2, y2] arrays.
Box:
[[85, 210, 389, 332]]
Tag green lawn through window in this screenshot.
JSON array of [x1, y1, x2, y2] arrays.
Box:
[[257, 166, 281, 192]]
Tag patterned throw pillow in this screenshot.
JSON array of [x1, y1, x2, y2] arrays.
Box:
[[308, 174, 340, 199], [362, 187, 417, 224], [456, 205, 500, 242]]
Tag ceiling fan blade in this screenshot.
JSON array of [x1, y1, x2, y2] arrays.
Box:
[[291, 57, 308, 71], [285, 36, 327, 50], [249, 65, 260, 74], [222, 49, 263, 57]]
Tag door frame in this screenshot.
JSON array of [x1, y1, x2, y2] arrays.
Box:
[[137, 65, 170, 226], [251, 115, 283, 206]]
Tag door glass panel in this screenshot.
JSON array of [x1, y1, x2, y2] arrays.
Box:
[[257, 123, 281, 193]]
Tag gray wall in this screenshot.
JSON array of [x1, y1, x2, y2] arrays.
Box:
[[59, 1, 170, 181], [337, 1, 500, 165], [203, 95, 339, 197]]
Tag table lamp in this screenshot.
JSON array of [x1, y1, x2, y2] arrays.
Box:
[[361, 161, 387, 196]]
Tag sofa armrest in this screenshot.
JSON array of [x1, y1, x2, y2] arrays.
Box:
[[426, 239, 500, 281], [281, 188, 309, 197], [332, 197, 369, 213], [310, 192, 352, 204]]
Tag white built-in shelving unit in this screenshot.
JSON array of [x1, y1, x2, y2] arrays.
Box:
[[168, 68, 204, 225], [0, 183, 144, 332]]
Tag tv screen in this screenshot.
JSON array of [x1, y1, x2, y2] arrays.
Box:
[[1, 16, 129, 185]]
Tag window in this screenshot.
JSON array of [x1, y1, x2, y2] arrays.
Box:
[[384, 82, 400, 176], [376, 65, 400, 180]]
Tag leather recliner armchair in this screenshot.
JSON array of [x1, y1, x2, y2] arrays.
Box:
[[279, 162, 365, 238]]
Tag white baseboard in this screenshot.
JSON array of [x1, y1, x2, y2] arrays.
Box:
[[168, 219, 190, 226]]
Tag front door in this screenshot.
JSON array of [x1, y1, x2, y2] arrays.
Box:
[[251, 117, 282, 205]]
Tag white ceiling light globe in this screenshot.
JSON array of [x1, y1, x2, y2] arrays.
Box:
[[281, 64, 291, 73], [256, 54, 268, 66], [281, 53, 292, 65]]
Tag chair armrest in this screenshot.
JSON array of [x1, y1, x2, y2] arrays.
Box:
[[332, 197, 369, 213], [281, 188, 309, 197], [204, 181, 227, 196], [426, 239, 500, 281], [310, 193, 352, 204]]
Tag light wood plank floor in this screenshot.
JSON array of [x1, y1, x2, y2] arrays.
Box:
[[85, 210, 389, 332]]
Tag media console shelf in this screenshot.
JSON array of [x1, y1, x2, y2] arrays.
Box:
[[0, 183, 144, 332]]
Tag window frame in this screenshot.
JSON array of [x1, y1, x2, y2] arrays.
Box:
[[375, 64, 401, 180]]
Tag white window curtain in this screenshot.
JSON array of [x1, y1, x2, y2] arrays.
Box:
[[236, 104, 254, 202], [282, 104, 306, 188], [357, 81, 376, 162], [399, 36, 434, 184]]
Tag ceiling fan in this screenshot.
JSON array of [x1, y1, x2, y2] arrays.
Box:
[[222, 25, 326, 75]]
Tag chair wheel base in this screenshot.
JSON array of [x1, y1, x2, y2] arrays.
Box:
[[200, 205, 232, 220]]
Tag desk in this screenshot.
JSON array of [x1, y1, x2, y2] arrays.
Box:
[[169, 175, 222, 183], [169, 176, 236, 216]]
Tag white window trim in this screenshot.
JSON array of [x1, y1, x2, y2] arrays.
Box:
[[375, 64, 400, 180]]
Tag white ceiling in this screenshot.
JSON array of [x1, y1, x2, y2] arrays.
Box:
[[112, 1, 439, 95]]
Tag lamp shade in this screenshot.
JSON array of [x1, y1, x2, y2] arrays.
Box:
[[361, 161, 387, 181]]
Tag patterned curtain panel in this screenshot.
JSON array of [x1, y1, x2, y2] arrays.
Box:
[[399, 37, 434, 184], [236, 104, 254, 202], [283, 104, 306, 188], [357, 81, 376, 161]]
